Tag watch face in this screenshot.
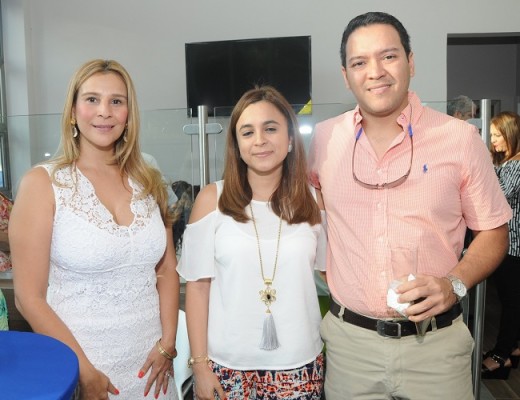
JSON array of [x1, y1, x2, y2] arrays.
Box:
[[452, 279, 467, 297]]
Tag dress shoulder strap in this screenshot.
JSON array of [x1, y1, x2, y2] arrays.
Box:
[[36, 163, 52, 176]]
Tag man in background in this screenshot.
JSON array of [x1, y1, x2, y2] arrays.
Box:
[[448, 94, 477, 121]]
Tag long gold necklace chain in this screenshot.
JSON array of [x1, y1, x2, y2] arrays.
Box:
[[249, 203, 283, 312]]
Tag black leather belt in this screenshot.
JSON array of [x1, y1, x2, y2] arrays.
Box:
[[330, 297, 462, 338]]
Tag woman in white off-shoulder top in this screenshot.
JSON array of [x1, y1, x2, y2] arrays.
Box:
[[178, 86, 327, 400]]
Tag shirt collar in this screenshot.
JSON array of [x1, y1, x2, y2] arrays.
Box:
[[352, 91, 424, 133]]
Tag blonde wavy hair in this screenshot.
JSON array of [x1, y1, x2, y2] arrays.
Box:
[[51, 59, 171, 226]]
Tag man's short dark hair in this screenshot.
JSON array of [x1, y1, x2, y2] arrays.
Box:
[[340, 12, 411, 68]]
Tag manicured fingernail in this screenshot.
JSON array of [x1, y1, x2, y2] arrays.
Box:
[[138, 371, 144, 378], [114, 388, 120, 395], [144, 390, 149, 397], [154, 393, 159, 399]]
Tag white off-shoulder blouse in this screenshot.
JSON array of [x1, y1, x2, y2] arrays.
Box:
[[177, 180, 327, 370]]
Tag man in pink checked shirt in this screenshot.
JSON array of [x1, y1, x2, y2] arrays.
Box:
[[309, 11, 512, 400]]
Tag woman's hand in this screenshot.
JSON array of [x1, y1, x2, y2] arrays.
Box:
[[138, 343, 174, 398], [79, 366, 119, 400], [193, 363, 226, 400]]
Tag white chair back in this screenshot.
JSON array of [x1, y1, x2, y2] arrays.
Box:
[[173, 310, 193, 399]]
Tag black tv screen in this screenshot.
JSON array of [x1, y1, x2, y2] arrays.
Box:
[[185, 36, 312, 117]]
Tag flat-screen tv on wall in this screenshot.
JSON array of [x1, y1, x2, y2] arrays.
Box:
[[185, 36, 311, 117]]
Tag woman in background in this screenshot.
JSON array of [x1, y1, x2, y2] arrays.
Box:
[[10, 59, 179, 399], [482, 111, 520, 379], [178, 86, 326, 399], [171, 181, 200, 253]]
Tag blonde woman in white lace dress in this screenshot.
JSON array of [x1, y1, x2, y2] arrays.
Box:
[[10, 59, 180, 400]]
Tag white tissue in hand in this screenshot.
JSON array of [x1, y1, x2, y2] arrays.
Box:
[[387, 274, 415, 317]]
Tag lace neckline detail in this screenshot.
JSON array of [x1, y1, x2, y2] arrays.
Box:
[[74, 166, 137, 228], [49, 164, 156, 236]]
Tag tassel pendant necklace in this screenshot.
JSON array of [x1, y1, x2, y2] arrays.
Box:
[[249, 203, 282, 350]]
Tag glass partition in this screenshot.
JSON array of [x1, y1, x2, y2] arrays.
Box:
[[419, 100, 447, 116], [139, 109, 200, 189], [7, 109, 197, 194]]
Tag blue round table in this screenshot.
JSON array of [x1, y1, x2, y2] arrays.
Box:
[[0, 331, 79, 400]]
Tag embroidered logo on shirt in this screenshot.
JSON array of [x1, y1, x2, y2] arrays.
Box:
[[423, 164, 428, 173]]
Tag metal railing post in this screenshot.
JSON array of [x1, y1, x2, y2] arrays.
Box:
[[471, 98, 494, 399], [182, 105, 223, 190], [197, 106, 210, 188], [480, 99, 492, 148]]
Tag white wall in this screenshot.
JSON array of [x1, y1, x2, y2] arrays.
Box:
[[3, 0, 520, 193]]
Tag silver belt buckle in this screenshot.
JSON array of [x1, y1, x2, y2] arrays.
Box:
[[376, 320, 402, 338]]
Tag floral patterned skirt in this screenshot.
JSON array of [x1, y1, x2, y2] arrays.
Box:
[[195, 353, 324, 400]]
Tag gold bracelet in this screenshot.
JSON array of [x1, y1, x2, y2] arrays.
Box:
[[156, 339, 177, 361], [187, 355, 209, 368]]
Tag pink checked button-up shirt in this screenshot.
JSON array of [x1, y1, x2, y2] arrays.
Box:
[[309, 92, 512, 318]]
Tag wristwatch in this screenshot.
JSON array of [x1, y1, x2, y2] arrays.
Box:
[[447, 275, 467, 302]]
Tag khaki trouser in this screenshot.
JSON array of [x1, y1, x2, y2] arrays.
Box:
[[321, 310, 474, 400]]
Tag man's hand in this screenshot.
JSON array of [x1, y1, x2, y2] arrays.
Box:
[[395, 274, 457, 322]]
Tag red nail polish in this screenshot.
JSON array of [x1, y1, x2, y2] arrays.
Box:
[[114, 388, 120, 395], [154, 393, 159, 399], [163, 387, 167, 395], [144, 390, 149, 397], [138, 371, 144, 378]]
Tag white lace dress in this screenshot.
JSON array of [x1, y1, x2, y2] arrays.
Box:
[[42, 164, 177, 399]]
